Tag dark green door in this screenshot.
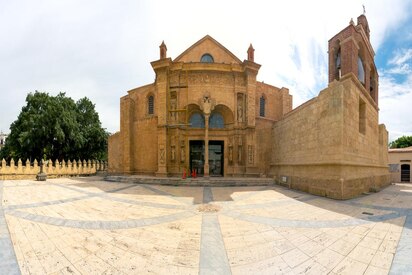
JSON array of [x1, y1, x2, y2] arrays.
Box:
[[190, 140, 204, 176], [209, 141, 223, 176], [189, 140, 224, 176]]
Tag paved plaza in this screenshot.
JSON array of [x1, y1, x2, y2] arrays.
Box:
[[0, 177, 411, 274]]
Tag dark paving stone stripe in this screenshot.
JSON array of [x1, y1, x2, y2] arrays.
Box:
[[5, 183, 55, 188], [106, 184, 138, 193], [56, 182, 139, 195], [105, 194, 186, 210], [55, 183, 101, 195], [223, 209, 403, 228], [5, 195, 91, 210], [203, 187, 214, 204], [222, 186, 269, 202], [140, 184, 193, 205], [55, 183, 185, 209], [5, 208, 196, 230], [343, 200, 412, 213], [199, 214, 231, 275], [390, 214, 412, 274], [225, 196, 317, 211], [0, 182, 21, 275]]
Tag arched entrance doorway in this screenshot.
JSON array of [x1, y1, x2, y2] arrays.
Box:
[[189, 140, 224, 177], [401, 164, 410, 182]]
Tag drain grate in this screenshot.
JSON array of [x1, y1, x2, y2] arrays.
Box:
[[362, 211, 374, 215]]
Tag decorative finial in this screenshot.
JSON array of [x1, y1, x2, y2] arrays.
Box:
[[247, 43, 255, 62], [159, 40, 167, 59], [363, 4, 366, 15], [350, 18, 354, 25]]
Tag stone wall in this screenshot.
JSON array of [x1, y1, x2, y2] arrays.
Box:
[[388, 148, 412, 183], [271, 74, 390, 199], [0, 159, 107, 180], [256, 83, 292, 119], [133, 117, 158, 174], [108, 55, 292, 176], [108, 132, 122, 173]]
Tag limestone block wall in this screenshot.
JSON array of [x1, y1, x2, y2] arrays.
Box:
[[256, 82, 292, 120], [0, 159, 107, 180], [108, 132, 122, 173], [133, 117, 158, 174], [340, 75, 388, 170], [255, 118, 274, 176], [272, 83, 344, 167], [271, 74, 390, 199]]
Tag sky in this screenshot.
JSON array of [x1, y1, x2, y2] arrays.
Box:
[[1, 0, 411, 142]]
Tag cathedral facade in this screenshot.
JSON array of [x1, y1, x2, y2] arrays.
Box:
[[108, 14, 390, 199]]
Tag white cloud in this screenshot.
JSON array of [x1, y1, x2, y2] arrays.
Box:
[[379, 73, 412, 141], [389, 48, 412, 66], [384, 48, 412, 77], [0, 0, 411, 138]]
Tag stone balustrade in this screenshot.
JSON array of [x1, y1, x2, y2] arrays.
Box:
[[0, 158, 107, 180]]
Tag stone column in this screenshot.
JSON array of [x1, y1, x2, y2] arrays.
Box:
[[200, 94, 214, 178], [151, 58, 172, 177], [204, 114, 210, 177]]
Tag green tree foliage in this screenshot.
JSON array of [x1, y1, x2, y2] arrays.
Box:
[[389, 135, 412, 149], [0, 91, 108, 162]]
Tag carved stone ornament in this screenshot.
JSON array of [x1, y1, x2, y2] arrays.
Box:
[[248, 145, 254, 164], [180, 146, 185, 163], [199, 94, 215, 115], [171, 146, 176, 161], [159, 145, 165, 164]]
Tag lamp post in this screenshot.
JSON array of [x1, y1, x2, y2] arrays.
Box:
[[36, 159, 47, 181]]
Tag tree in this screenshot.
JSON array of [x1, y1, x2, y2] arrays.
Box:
[[389, 135, 412, 149], [0, 91, 108, 162]]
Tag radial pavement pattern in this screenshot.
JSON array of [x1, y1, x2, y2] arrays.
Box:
[[1, 177, 412, 274]]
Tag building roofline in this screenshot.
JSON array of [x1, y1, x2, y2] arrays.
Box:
[[174, 35, 242, 64]]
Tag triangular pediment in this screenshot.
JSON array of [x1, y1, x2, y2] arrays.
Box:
[[174, 35, 242, 64]]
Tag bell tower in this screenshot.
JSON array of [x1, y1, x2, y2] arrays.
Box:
[[328, 14, 378, 105]]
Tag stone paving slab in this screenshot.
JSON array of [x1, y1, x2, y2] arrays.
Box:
[[0, 181, 21, 275], [1, 176, 412, 274]]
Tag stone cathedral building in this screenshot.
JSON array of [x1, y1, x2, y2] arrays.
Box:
[[109, 14, 390, 199]]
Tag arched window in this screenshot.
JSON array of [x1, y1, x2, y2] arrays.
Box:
[[148, 95, 154, 115], [358, 56, 365, 84], [189, 113, 205, 128], [200, 54, 214, 63], [259, 95, 265, 117], [209, 112, 224, 128], [336, 49, 341, 79]]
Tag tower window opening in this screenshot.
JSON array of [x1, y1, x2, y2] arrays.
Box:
[[259, 96, 265, 117], [359, 98, 366, 134], [358, 56, 365, 85], [336, 50, 341, 79], [148, 95, 154, 115]]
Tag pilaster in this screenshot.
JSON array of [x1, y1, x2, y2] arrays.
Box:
[[120, 97, 134, 174]]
